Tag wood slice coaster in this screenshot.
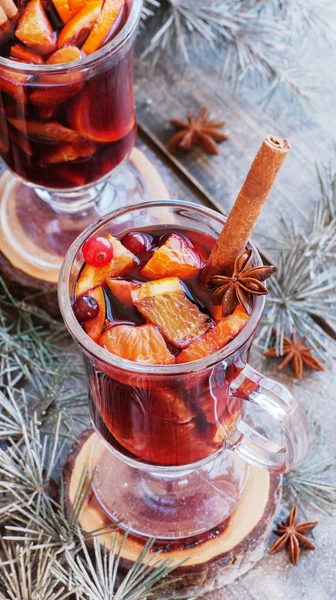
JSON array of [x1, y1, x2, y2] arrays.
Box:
[[64, 430, 282, 596], [0, 148, 170, 316]]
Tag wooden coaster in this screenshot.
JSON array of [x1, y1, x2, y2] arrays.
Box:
[[0, 148, 170, 315], [64, 430, 282, 595]]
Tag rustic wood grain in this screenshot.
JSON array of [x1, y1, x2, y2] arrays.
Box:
[[134, 58, 334, 242]]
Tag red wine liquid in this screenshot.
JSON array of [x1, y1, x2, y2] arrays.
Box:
[[85, 226, 247, 467], [0, 0, 135, 189]]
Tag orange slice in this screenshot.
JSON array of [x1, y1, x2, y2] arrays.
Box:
[[82, 286, 105, 342], [106, 278, 139, 308], [57, 1, 102, 48], [82, 0, 124, 55], [99, 324, 175, 365], [148, 388, 197, 424], [68, 0, 85, 15], [15, 0, 56, 55], [46, 46, 83, 64], [52, 0, 72, 22], [76, 234, 136, 297], [212, 304, 223, 322], [67, 75, 135, 143], [132, 277, 213, 348], [42, 140, 95, 164], [8, 118, 85, 143], [141, 234, 205, 281], [176, 305, 249, 364], [10, 44, 44, 65]]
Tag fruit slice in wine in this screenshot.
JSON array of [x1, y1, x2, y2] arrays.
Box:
[[76, 234, 137, 296], [132, 277, 213, 348], [141, 233, 205, 280]]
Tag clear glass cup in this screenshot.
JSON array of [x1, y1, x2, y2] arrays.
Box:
[[58, 200, 309, 541], [0, 0, 143, 276]]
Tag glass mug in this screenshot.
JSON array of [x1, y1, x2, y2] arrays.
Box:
[[0, 0, 142, 204], [59, 200, 309, 540], [0, 0, 143, 280]]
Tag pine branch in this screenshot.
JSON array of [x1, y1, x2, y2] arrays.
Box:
[[0, 413, 66, 518], [0, 538, 73, 600], [140, 0, 336, 108], [286, 417, 336, 515], [53, 531, 194, 600], [256, 158, 336, 360]]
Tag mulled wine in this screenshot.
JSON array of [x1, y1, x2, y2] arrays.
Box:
[[73, 226, 250, 466], [0, 0, 135, 189]]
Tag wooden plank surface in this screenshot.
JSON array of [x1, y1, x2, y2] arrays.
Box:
[[134, 57, 336, 242]]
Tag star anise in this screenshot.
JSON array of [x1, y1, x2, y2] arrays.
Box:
[[270, 505, 318, 565], [210, 249, 276, 317], [264, 329, 325, 379], [167, 106, 228, 155]]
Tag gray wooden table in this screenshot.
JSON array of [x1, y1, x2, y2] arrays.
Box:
[[133, 51, 336, 600]]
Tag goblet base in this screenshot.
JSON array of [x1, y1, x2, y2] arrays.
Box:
[[64, 430, 282, 593], [0, 148, 169, 284], [90, 436, 250, 541]]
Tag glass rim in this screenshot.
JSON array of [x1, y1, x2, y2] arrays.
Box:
[[58, 199, 266, 375], [0, 0, 142, 74]]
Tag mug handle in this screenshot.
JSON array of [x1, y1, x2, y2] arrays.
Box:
[[226, 364, 309, 473]]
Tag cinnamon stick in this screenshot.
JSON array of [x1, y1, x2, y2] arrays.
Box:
[[202, 135, 290, 283]]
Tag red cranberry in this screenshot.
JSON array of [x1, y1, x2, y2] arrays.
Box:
[[83, 236, 113, 267], [122, 232, 153, 256], [73, 296, 99, 322]]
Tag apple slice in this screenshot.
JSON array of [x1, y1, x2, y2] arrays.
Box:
[[132, 277, 213, 348], [15, 0, 56, 55], [176, 305, 249, 364], [141, 234, 206, 281], [52, 0, 72, 23], [10, 44, 44, 65], [0, 111, 9, 154], [99, 324, 175, 365], [106, 278, 140, 308], [8, 127, 33, 156], [82, 0, 124, 55], [46, 45, 83, 64], [38, 106, 57, 120], [82, 286, 105, 342], [0, 68, 29, 106], [8, 118, 85, 143], [53, 164, 87, 186], [76, 234, 137, 297], [41, 140, 95, 165], [57, 1, 102, 48], [30, 83, 83, 106]]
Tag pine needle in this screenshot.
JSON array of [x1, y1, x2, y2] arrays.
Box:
[[140, 0, 336, 109], [286, 418, 336, 515]]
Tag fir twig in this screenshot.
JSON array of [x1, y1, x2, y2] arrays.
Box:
[[140, 0, 336, 109], [0, 538, 73, 600], [257, 162, 336, 361], [54, 531, 194, 600], [286, 418, 336, 515]]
